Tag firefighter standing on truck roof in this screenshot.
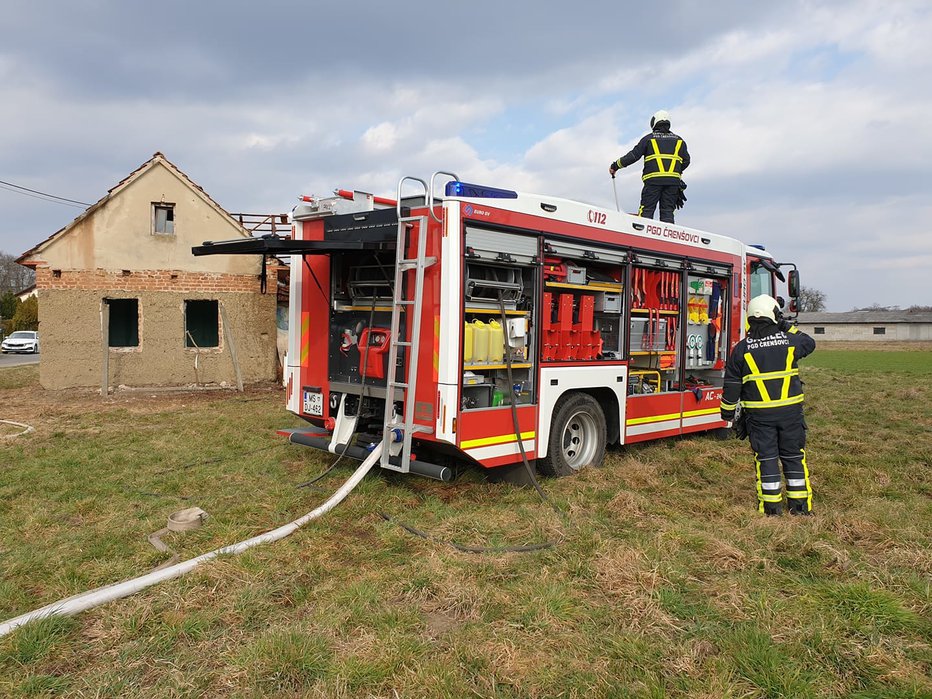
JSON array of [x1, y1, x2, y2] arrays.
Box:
[[609, 110, 690, 224], [720, 294, 817, 516]]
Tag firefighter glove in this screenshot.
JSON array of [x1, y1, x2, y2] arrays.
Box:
[[733, 412, 749, 440], [609, 161, 621, 175], [675, 182, 688, 210], [720, 408, 735, 422]]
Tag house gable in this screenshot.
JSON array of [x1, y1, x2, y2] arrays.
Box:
[[18, 154, 260, 277]]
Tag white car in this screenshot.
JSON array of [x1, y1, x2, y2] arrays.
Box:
[[1, 331, 39, 354]]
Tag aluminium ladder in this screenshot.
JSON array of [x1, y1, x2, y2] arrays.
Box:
[[380, 173, 457, 472]]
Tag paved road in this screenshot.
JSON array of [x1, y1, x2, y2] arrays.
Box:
[[0, 352, 40, 368]]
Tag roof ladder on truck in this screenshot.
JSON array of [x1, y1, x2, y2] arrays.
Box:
[[380, 173, 456, 472]]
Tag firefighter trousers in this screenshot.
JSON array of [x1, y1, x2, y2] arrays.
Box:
[[638, 184, 680, 223], [746, 408, 813, 514]]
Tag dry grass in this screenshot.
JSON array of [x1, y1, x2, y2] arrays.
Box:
[[1, 352, 931, 697]]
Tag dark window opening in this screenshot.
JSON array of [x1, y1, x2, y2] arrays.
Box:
[[153, 203, 175, 235], [814, 326, 825, 335], [873, 327, 886, 335], [107, 298, 139, 347], [185, 300, 219, 348]]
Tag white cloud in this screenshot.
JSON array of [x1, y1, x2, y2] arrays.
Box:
[[361, 122, 398, 152], [1, 0, 930, 311]]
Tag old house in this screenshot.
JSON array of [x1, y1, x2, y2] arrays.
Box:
[[17, 152, 279, 391]]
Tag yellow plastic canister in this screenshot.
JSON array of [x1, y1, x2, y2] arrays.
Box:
[[472, 319, 490, 362], [463, 321, 474, 364], [488, 320, 504, 362]]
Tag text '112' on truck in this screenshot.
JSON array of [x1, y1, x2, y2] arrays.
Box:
[[193, 172, 800, 483]]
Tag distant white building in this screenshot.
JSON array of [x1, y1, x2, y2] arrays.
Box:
[[797, 311, 932, 341], [16, 284, 37, 302]]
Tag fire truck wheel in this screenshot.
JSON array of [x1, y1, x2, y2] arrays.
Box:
[[539, 392, 607, 477]]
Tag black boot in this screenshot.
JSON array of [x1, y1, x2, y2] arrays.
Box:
[[763, 502, 783, 517]]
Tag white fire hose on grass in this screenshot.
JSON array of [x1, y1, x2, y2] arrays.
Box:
[[1, 419, 34, 439], [0, 442, 383, 638]]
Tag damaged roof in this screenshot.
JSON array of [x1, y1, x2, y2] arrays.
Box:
[[17, 152, 249, 267]]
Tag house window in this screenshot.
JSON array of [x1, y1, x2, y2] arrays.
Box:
[[153, 203, 175, 235], [107, 298, 139, 347], [814, 327, 825, 335], [185, 300, 219, 348], [873, 327, 886, 335]]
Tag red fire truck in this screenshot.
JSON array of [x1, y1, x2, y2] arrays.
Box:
[[194, 173, 799, 482]]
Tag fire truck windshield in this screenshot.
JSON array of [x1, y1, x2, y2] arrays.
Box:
[[749, 261, 773, 298]]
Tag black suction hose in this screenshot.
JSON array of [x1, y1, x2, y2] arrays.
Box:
[[497, 292, 561, 514]]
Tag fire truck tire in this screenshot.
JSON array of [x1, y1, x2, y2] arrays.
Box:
[[539, 392, 607, 477]]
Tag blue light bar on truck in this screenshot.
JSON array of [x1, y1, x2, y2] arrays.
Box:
[[445, 181, 518, 199]]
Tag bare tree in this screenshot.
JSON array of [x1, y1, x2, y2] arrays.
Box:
[[853, 303, 899, 311], [797, 286, 827, 312], [0, 252, 35, 294]]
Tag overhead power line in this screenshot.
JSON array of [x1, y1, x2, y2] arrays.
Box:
[[0, 182, 87, 209], [0, 178, 91, 208]]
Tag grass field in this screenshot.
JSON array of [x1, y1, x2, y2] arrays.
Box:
[[1, 348, 930, 698]]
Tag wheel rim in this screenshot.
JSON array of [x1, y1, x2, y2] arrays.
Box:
[[560, 409, 599, 471]]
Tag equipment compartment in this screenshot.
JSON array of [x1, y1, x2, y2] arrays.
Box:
[[464, 262, 523, 309], [461, 232, 537, 410], [541, 238, 626, 362], [683, 272, 729, 387], [628, 263, 682, 392]]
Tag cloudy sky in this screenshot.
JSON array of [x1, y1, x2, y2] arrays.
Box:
[[1, 0, 930, 310]]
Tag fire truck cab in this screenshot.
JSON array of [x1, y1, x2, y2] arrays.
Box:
[[193, 173, 799, 482]]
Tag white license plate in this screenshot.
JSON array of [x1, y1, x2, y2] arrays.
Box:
[[303, 390, 323, 416]]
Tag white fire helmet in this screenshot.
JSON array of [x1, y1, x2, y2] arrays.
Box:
[[747, 294, 779, 323], [650, 110, 671, 128]]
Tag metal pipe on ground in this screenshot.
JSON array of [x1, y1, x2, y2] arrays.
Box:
[[288, 431, 453, 482], [0, 443, 384, 639]]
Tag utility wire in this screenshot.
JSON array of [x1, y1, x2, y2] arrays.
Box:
[[0, 178, 91, 208], [0, 182, 86, 209]]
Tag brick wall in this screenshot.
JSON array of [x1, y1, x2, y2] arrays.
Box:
[[34, 267, 264, 294]]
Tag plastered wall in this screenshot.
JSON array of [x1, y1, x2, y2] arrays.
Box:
[[38, 288, 277, 390]]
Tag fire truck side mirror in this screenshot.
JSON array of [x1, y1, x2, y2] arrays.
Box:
[[787, 269, 800, 298]]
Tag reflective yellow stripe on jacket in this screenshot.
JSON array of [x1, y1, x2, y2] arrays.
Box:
[[642, 138, 684, 181], [742, 395, 805, 408], [741, 349, 804, 409]]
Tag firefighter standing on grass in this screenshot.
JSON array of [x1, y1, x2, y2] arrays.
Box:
[[720, 295, 817, 516], [609, 110, 690, 223]]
